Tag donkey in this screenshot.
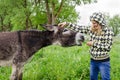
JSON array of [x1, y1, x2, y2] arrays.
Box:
[[0, 25, 84, 80]]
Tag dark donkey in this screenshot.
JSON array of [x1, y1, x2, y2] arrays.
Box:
[[0, 25, 84, 80]]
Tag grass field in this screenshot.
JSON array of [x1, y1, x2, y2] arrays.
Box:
[[0, 37, 120, 80]]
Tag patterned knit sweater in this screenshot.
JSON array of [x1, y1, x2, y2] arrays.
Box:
[[67, 23, 114, 60]]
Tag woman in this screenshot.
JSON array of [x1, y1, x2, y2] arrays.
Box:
[[58, 12, 114, 80]]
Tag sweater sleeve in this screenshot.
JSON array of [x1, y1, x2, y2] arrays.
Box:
[[67, 23, 90, 34]]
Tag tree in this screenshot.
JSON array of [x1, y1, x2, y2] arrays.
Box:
[[38, 0, 97, 25], [0, 0, 32, 31], [108, 15, 120, 36], [29, 0, 97, 28], [0, 0, 12, 31], [0, 0, 97, 31]]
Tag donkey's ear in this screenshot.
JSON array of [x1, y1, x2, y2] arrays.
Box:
[[40, 24, 55, 31]]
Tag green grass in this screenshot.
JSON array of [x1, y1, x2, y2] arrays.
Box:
[[0, 67, 11, 80], [110, 37, 120, 80], [0, 37, 120, 80], [23, 44, 90, 80]]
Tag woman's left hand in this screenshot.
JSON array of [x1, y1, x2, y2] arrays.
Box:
[[86, 41, 94, 46]]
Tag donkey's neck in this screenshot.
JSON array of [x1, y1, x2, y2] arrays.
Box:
[[19, 30, 54, 57]]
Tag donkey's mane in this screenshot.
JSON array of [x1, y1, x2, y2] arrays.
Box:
[[18, 29, 54, 36]]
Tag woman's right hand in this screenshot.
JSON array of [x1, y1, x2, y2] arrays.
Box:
[[58, 22, 68, 27]]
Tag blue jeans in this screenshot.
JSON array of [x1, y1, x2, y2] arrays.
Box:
[[90, 60, 110, 80]]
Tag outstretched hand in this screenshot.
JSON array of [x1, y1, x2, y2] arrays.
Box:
[[58, 22, 68, 28]]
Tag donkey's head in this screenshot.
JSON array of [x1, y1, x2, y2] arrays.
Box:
[[42, 24, 84, 47]]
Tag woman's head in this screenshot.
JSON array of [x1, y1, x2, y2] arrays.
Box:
[[90, 12, 106, 35], [91, 20, 101, 30], [90, 12, 106, 27]]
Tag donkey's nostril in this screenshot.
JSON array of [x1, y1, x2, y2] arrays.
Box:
[[81, 36, 85, 42], [63, 28, 69, 32]]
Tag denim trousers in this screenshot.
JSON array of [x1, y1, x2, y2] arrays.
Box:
[[90, 60, 110, 80]]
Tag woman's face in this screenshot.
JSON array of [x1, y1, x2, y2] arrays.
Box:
[[91, 20, 101, 31]]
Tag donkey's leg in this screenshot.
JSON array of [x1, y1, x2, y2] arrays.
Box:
[[17, 66, 23, 80], [10, 64, 18, 80], [10, 63, 23, 80]]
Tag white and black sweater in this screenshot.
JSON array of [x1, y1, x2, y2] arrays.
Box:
[[67, 23, 114, 60]]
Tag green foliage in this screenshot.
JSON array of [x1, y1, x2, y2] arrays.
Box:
[[57, 5, 79, 23], [11, 8, 26, 31], [0, 0, 97, 31], [108, 15, 120, 36], [30, 8, 47, 26]]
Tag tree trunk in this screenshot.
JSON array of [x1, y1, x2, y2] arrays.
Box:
[[51, 2, 55, 25], [0, 16, 4, 31], [23, 0, 31, 29], [45, 0, 51, 25], [45, 0, 64, 25]]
